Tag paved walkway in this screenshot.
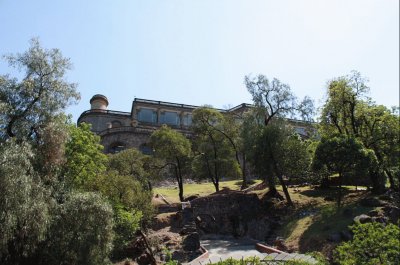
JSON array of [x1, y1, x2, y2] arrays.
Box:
[[186, 237, 317, 264]]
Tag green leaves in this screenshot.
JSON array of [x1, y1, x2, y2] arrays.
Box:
[[64, 122, 107, 189], [334, 222, 400, 265]]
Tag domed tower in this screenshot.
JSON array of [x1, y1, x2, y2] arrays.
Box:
[[90, 94, 109, 111]]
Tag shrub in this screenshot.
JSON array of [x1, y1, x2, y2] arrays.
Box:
[[39, 192, 114, 265], [334, 222, 400, 265]]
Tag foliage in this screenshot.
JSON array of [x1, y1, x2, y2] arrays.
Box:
[[0, 140, 50, 264], [92, 172, 154, 225], [319, 71, 399, 191], [245, 74, 315, 125], [0, 40, 117, 265], [0, 38, 79, 141], [150, 125, 192, 201], [334, 222, 400, 265], [252, 120, 311, 205], [192, 107, 240, 191], [64, 122, 107, 189], [108, 148, 154, 190], [38, 192, 114, 265], [312, 136, 377, 207], [112, 205, 142, 259]]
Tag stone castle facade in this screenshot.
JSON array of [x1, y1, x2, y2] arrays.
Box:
[[78, 94, 312, 154]]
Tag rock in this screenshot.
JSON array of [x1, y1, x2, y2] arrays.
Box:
[[184, 195, 200, 201], [340, 230, 353, 241], [368, 210, 380, 217], [182, 232, 200, 251], [372, 216, 388, 224], [328, 233, 342, 243], [274, 238, 289, 252], [388, 206, 400, 224], [360, 197, 384, 207], [324, 196, 335, 202], [353, 214, 372, 224], [136, 253, 151, 265], [378, 194, 392, 201]]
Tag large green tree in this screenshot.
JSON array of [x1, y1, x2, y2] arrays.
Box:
[[63, 122, 107, 189], [252, 121, 311, 206], [0, 40, 115, 265], [0, 38, 79, 141], [150, 125, 191, 201], [312, 136, 377, 208], [319, 71, 399, 192], [244, 74, 314, 201], [192, 107, 240, 192], [108, 148, 155, 191]]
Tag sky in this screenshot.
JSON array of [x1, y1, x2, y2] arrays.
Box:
[[0, 0, 399, 122]]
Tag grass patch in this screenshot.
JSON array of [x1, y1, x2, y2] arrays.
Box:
[[153, 179, 261, 203]]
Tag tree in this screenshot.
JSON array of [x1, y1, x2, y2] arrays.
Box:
[[319, 71, 399, 192], [192, 107, 240, 192], [312, 136, 377, 208], [150, 125, 191, 202], [0, 40, 117, 265], [245, 75, 314, 126], [244, 74, 314, 202], [0, 38, 79, 141], [108, 148, 153, 190], [334, 222, 400, 265], [63, 122, 108, 190], [0, 140, 50, 264], [252, 121, 311, 206], [38, 192, 114, 265]]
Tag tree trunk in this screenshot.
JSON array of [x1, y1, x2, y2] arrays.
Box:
[[385, 169, 398, 191], [277, 174, 294, 207], [240, 153, 247, 190], [174, 162, 184, 202], [272, 160, 293, 207], [337, 173, 343, 208], [369, 170, 385, 194]]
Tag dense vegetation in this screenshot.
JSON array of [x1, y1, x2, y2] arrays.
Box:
[[1, 40, 398, 264]]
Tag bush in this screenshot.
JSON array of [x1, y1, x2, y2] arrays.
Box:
[[0, 141, 50, 264], [39, 192, 114, 265], [334, 222, 400, 265], [112, 205, 142, 259]]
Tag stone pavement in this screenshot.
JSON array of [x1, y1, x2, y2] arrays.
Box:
[[185, 237, 317, 264]]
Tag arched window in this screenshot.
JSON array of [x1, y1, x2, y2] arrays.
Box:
[[111, 120, 122, 128], [109, 142, 125, 154], [139, 143, 153, 155]]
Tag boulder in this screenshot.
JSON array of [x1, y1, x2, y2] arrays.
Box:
[[182, 232, 200, 251], [359, 197, 384, 207], [353, 214, 372, 224], [388, 206, 400, 224], [367, 210, 380, 217]]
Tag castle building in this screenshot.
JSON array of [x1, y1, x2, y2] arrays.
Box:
[[78, 94, 312, 154], [78, 94, 251, 154]]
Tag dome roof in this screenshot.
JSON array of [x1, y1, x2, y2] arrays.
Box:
[[90, 94, 109, 106]]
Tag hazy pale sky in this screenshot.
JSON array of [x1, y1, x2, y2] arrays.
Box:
[[1, 0, 398, 121]]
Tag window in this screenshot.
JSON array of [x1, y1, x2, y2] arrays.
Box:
[[160, 111, 180, 126], [139, 144, 153, 155], [111, 120, 122, 128], [294, 127, 307, 136], [182, 113, 192, 126], [137, 108, 157, 123], [109, 142, 125, 154]]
